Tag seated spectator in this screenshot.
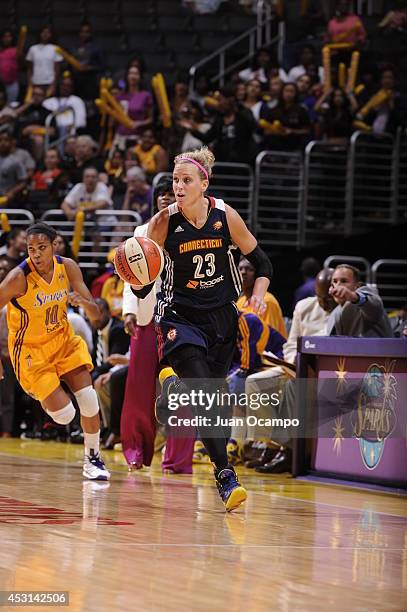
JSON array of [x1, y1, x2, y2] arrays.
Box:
[[133, 128, 168, 179], [236, 257, 286, 337], [0, 29, 21, 103], [100, 359, 129, 450], [265, 75, 283, 110], [377, 0, 407, 64], [61, 135, 77, 167], [117, 56, 146, 92], [0, 89, 16, 134], [31, 147, 62, 191], [53, 232, 74, 259], [287, 45, 324, 84], [293, 257, 321, 306], [327, 264, 393, 337], [104, 149, 125, 183], [315, 87, 357, 143], [296, 74, 318, 123], [171, 79, 190, 118], [234, 80, 247, 104], [3, 228, 27, 268], [262, 82, 311, 151], [115, 65, 153, 148], [103, 149, 126, 203], [10, 136, 36, 180], [26, 26, 62, 97], [69, 22, 105, 100], [243, 78, 269, 123], [124, 148, 140, 173], [189, 74, 212, 115], [181, 83, 258, 164], [101, 269, 124, 319], [122, 166, 153, 222], [226, 311, 286, 464], [357, 67, 406, 135], [379, 0, 407, 32], [43, 73, 87, 135], [179, 102, 212, 152], [326, 0, 367, 50], [247, 268, 336, 473], [15, 86, 57, 162], [0, 132, 27, 206], [389, 302, 407, 337], [239, 47, 287, 87], [285, 268, 336, 363], [67, 306, 93, 353], [90, 298, 130, 430], [61, 166, 115, 223], [68, 134, 104, 183]]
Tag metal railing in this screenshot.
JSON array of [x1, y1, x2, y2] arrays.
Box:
[[0, 209, 35, 228], [209, 162, 254, 226], [153, 162, 254, 224], [304, 141, 348, 241], [188, 14, 279, 93], [253, 150, 305, 249], [347, 131, 397, 230], [40, 209, 141, 268], [323, 255, 372, 283], [371, 259, 407, 309]]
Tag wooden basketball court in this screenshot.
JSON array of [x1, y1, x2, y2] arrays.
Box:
[[0, 439, 406, 611]]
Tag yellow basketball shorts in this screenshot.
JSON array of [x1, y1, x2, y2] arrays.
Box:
[[9, 328, 93, 403]]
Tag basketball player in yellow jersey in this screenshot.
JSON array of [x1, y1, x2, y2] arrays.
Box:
[[0, 222, 110, 481]]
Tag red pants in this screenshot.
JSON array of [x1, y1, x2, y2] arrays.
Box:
[[120, 322, 158, 467]]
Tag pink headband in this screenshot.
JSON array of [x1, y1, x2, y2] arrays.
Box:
[[178, 157, 209, 180]]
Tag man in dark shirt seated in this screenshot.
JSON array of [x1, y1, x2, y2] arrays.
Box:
[[327, 264, 393, 337]]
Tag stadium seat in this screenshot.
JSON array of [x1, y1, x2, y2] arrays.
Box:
[[156, 0, 189, 16], [156, 15, 192, 32], [191, 14, 229, 33], [227, 14, 256, 34], [120, 0, 154, 17], [164, 32, 200, 54]]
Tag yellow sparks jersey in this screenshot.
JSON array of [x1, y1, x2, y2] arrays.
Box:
[[7, 255, 71, 347]]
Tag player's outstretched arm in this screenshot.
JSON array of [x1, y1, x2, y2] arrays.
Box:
[[63, 258, 102, 325], [0, 267, 27, 380], [225, 205, 273, 315], [147, 208, 170, 247], [126, 208, 170, 300]]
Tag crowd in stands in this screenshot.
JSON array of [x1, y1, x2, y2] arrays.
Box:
[[0, 0, 406, 473]]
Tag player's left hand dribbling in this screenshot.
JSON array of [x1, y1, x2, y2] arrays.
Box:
[[67, 291, 85, 307]]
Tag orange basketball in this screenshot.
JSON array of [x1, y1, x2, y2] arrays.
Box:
[[114, 236, 164, 286]]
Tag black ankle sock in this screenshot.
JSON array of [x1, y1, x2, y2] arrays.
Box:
[[202, 438, 228, 472]]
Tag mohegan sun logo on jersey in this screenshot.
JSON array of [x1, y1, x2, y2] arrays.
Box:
[[213, 220, 223, 231], [351, 362, 397, 470]]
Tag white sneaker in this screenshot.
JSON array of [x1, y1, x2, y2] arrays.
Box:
[[83, 453, 110, 481]]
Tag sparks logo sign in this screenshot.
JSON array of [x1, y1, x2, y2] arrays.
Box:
[[352, 362, 397, 470]]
